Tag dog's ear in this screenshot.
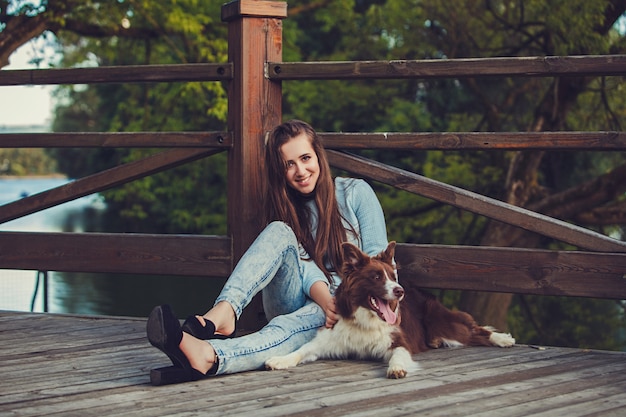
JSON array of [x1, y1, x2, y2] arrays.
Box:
[[376, 241, 396, 265], [341, 242, 369, 275]]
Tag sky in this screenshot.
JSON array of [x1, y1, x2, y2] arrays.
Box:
[[0, 40, 56, 129]]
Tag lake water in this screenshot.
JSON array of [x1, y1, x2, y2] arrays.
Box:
[[0, 177, 104, 313], [0, 177, 225, 318]]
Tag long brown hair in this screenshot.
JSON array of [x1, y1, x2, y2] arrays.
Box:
[[264, 120, 350, 282]]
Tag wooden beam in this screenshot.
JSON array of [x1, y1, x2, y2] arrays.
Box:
[[319, 131, 626, 151], [223, 1, 285, 261], [221, 0, 287, 21], [0, 232, 232, 276], [395, 244, 626, 299], [268, 54, 626, 80], [327, 151, 626, 253], [0, 64, 233, 86], [3, 131, 623, 150], [0, 132, 232, 148], [0, 148, 221, 224], [223, 0, 286, 330]]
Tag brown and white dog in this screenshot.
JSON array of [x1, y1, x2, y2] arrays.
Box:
[[265, 241, 515, 378]]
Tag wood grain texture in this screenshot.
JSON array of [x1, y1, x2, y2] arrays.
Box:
[[0, 63, 232, 86], [0, 131, 232, 148], [395, 244, 626, 299], [4, 131, 623, 151], [0, 232, 231, 276], [328, 150, 626, 253], [223, 3, 285, 331], [1, 312, 625, 417], [319, 131, 626, 150], [225, 15, 284, 263], [222, 0, 288, 21], [269, 55, 626, 80]]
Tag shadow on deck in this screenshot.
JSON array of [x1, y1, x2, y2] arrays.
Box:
[[1, 311, 625, 416]]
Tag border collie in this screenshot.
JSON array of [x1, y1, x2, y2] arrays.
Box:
[[265, 241, 515, 378]]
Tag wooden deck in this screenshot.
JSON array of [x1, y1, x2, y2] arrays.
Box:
[[1, 311, 625, 416]]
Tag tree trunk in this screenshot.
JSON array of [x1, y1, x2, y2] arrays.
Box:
[[457, 151, 544, 330], [457, 0, 626, 329]]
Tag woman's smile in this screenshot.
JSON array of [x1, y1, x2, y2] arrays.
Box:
[[280, 133, 320, 195]]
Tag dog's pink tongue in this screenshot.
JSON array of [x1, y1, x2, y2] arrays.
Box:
[[377, 298, 397, 324]]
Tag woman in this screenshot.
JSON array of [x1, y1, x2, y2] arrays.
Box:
[[147, 119, 390, 384]]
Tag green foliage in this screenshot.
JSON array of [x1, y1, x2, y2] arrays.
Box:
[[105, 151, 227, 234], [509, 295, 626, 351], [43, 0, 626, 348], [49, 0, 229, 234], [283, 0, 626, 351], [0, 148, 58, 176], [49, 83, 127, 179]]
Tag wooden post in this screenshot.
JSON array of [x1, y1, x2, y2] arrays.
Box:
[[222, 0, 287, 330]]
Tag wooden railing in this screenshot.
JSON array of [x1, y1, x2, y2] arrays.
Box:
[[1, 0, 625, 330]]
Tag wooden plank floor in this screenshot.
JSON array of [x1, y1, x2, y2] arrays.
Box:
[[1, 311, 626, 417]]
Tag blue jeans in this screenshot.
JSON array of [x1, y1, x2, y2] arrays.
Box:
[[209, 221, 327, 375]]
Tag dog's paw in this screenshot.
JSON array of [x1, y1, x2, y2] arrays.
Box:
[[386, 365, 408, 379], [386, 347, 420, 378], [490, 331, 515, 347], [265, 354, 299, 370]]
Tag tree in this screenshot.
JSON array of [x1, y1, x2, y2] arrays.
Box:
[[422, 0, 626, 331], [282, 0, 626, 347], [2, 0, 625, 348], [2, 0, 230, 234], [0, 0, 160, 68]]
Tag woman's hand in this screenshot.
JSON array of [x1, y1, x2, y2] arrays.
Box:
[[309, 281, 339, 328], [323, 297, 338, 328]]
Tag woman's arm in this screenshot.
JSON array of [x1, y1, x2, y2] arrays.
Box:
[[300, 250, 339, 328], [309, 281, 338, 328], [351, 179, 389, 256]]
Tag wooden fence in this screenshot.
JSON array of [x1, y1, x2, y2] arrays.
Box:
[[1, 0, 625, 330]]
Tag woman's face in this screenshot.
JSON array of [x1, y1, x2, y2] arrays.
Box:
[[280, 132, 320, 195]]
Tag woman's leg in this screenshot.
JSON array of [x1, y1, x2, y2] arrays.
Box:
[[184, 221, 322, 375], [178, 299, 325, 376], [209, 300, 325, 374], [207, 221, 305, 323], [152, 222, 315, 380]]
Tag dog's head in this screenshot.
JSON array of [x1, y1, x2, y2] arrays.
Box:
[[335, 241, 404, 325]]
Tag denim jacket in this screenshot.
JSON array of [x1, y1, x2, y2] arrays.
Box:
[[300, 177, 389, 296]]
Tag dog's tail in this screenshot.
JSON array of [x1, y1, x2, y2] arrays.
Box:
[[471, 325, 515, 348]]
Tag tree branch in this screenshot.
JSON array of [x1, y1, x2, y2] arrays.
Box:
[[62, 19, 160, 40], [0, 4, 167, 69], [595, 0, 626, 35], [289, 0, 335, 16], [576, 200, 626, 226], [530, 164, 626, 223], [0, 13, 49, 68]]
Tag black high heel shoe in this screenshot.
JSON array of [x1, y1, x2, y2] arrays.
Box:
[[147, 304, 213, 385], [182, 315, 237, 340]]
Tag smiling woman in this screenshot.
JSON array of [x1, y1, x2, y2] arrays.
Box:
[[280, 133, 320, 196]]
